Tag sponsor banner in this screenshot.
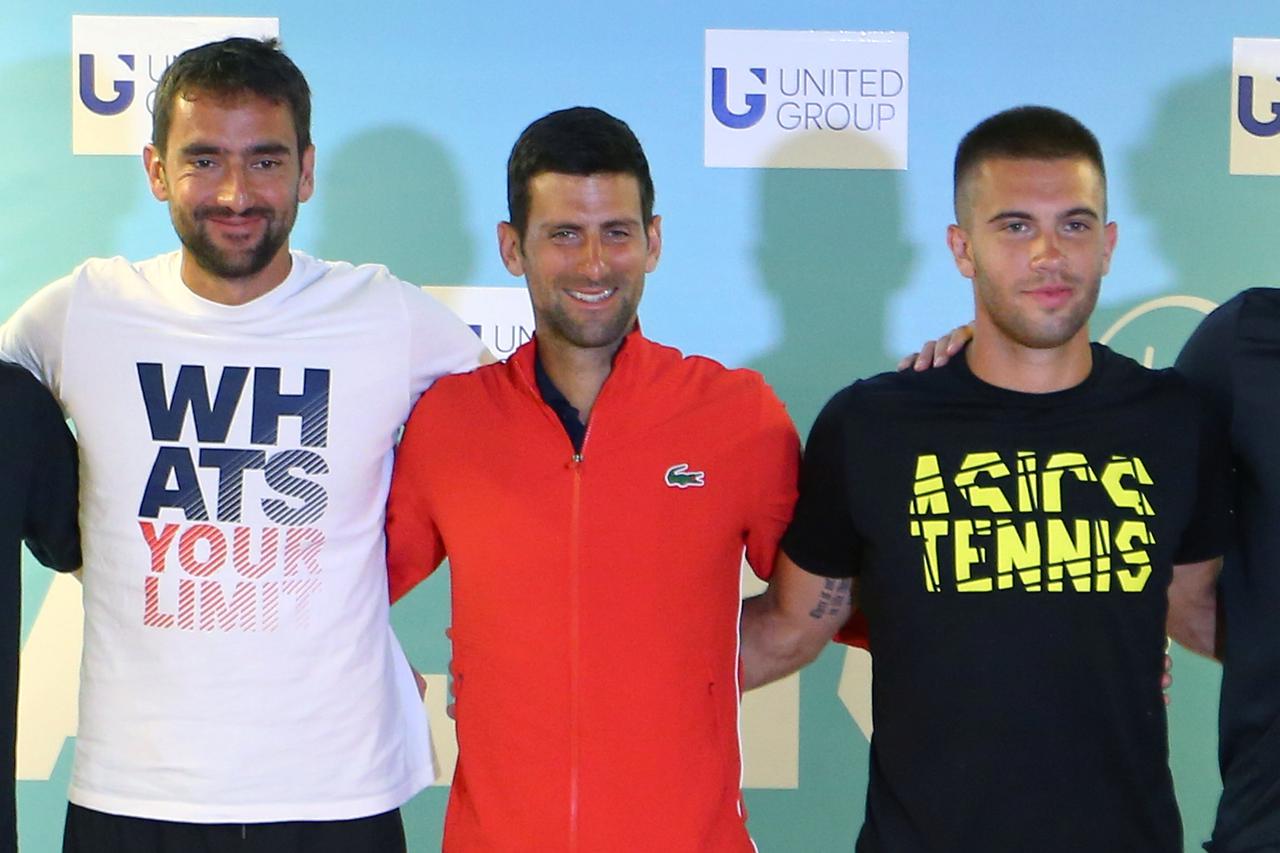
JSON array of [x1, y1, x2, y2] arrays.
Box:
[[423, 286, 534, 360], [72, 15, 278, 156], [705, 29, 909, 170], [1231, 37, 1280, 175]]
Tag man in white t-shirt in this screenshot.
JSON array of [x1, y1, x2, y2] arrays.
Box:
[[0, 36, 485, 853]]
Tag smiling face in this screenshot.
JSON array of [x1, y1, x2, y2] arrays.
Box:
[[498, 171, 661, 356], [143, 90, 315, 304], [948, 156, 1116, 355]]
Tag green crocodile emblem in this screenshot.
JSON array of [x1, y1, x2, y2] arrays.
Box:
[[665, 463, 706, 489]]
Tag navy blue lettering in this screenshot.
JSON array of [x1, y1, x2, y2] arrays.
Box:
[[138, 364, 249, 442], [199, 448, 267, 523], [139, 447, 209, 520], [251, 368, 330, 447], [262, 451, 329, 526]]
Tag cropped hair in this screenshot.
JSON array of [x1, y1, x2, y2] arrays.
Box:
[[152, 37, 311, 155], [507, 107, 654, 237]]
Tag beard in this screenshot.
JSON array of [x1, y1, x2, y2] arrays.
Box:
[[979, 274, 1100, 350], [172, 202, 296, 280], [535, 274, 642, 351]]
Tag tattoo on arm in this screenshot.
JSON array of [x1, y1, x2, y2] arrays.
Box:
[[808, 578, 852, 620]]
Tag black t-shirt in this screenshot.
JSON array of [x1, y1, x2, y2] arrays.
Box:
[[1177, 289, 1280, 853], [783, 343, 1229, 853], [0, 362, 79, 853]]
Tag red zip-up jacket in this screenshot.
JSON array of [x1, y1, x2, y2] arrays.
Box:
[[387, 330, 799, 852]]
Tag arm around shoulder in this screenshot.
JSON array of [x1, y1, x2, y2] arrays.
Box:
[[740, 550, 855, 690]]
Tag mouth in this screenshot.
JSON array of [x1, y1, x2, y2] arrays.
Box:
[[1026, 285, 1073, 309], [567, 288, 616, 304]]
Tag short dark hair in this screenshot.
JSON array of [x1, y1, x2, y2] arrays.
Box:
[[506, 107, 655, 238], [152, 37, 311, 156], [953, 106, 1105, 220]]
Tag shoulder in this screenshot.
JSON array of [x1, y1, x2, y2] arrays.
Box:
[[0, 360, 60, 412]]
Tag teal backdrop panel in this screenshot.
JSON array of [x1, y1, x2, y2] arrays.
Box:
[[5, 2, 1280, 850]]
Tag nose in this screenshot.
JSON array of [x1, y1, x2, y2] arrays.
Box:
[[576, 234, 606, 280], [216, 165, 251, 211], [1030, 232, 1066, 273]]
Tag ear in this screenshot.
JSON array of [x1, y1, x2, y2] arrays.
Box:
[[644, 214, 662, 273], [1100, 220, 1118, 276], [298, 144, 316, 204], [143, 144, 169, 202], [946, 224, 976, 280], [497, 221, 525, 276]]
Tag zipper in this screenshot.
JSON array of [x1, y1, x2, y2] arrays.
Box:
[[568, 450, 582, 853]]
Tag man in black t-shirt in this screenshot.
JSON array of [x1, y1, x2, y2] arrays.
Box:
[[0, 362, 80, 853], [740, 106, 1229, 853], [1176, 294, 1280, 853]]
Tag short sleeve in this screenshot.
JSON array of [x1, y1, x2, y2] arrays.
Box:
[[780, 387, 863, 579], [1176, 297, 1240, 431], [1173, 386, 1233, 564], [385, 385, 449, 602], [401, 283, 490, 401], [742, 380, 801, 582], [0, 273, 75, 397]]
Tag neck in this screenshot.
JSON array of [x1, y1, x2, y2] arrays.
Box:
[[965, 326, 1093, 394], [537, 334, 626, 425], [179, 246, 293, 306]]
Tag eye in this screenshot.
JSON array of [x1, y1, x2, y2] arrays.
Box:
[[1062, 220, 1091, 233], [1003, 221, 1029, 234], [253, 158, 284, 170], [191, 158, 216, 169], [605, 227, 632, 241]]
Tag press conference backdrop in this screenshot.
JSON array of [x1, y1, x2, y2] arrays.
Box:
[[5, 2, 1280, 849]]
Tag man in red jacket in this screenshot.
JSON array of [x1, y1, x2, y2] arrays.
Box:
[[385, 107, 832, 851]]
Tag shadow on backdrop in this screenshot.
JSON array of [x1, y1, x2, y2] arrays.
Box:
[[312, 125, 475, 285], [743, 133, 914, 853]]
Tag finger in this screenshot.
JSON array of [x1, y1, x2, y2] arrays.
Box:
[[914, 341, 938, 371], [1163, 654, 1173, 673], [943, 324, 974, 356], [897, 353, 917, 372], [446, 702, 456, 721]]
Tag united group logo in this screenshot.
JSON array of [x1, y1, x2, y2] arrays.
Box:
[[705, 29, 909, 170], [1230, 37, 1280, 175], [72, 15, 278, 156], [422, 286, 534, 360]]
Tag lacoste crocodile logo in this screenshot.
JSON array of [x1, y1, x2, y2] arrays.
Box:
[[665, 463, 706, 489]]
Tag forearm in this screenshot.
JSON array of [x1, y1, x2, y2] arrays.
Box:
[[740, 573, 853, 690], [1167, 558, 1222, 660]]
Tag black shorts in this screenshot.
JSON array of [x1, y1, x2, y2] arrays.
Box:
[[62, 803, 407, 853]]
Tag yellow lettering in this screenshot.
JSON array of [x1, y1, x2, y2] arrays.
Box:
[[1041, 453, 1097, 513], [995, 519, 1041, 590], [1100, 455, 1155, 517], [911, 455, 950, 516], [911, 520, 950, 592], [1015, 451, 1039, 512], [1114, 520, 1155, 591], [954, 452, 1013, 512], [1046, 518, 1093, 592], [953, 519, 993, 592]]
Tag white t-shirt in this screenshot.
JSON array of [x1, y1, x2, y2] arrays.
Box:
[[0, 250, 484, 822]]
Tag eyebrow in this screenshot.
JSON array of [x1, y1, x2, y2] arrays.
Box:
[[986, 206, 1100, 224], [177, 142, 293, 158], [542, 217, 642, 231]]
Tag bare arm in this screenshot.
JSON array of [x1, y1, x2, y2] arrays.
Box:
[[741, 552, 855, 690], [1167, 557, 1222, 660]]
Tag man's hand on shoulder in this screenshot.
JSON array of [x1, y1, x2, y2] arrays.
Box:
[[897, 323, 974, 372]]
